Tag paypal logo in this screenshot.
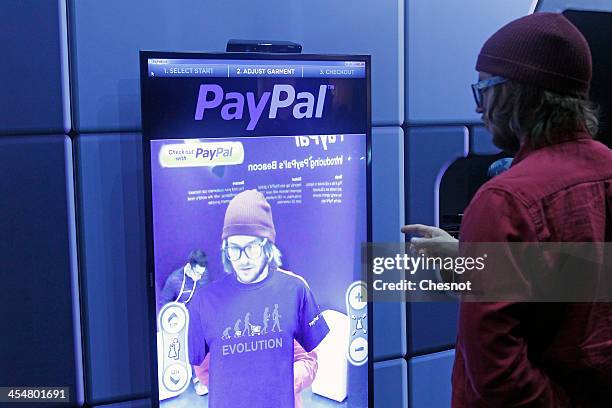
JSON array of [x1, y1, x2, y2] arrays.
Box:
[[194, 146, 233, 160], [159, 141, 244, 168], [194, 84, 327, 130]]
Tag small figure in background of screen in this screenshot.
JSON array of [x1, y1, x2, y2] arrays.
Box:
[[187, 189, 329, 408], [159, 249, 210, 396], [159, 249, 209, 307]]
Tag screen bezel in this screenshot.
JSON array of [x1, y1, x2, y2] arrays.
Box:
[[139, 50, 373, 407]]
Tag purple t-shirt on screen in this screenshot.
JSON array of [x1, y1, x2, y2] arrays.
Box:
[[187, 267, 330, 408]]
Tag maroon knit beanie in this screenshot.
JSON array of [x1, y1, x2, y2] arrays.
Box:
[[222, 189, 276, 243], [476, 12, 592, 97]]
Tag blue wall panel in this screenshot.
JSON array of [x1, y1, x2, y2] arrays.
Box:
[[372, 127, 405, 243], [407, 126, 468, 228], [409, 349, 455, 408], [374, 359, 408, 408], [372, 127, 407, 360], [0, 0, 70, 135], [537, 0, 612, 12], [69, 0, 403, 133], [75, 133, 151, 405], [405, 127, 468, 355], [0, 135, 83, 405], [373, 300, 407, 361], [406, 0, 533, 124], [470, 126, 501, 156], [406, 302, 457, 356]]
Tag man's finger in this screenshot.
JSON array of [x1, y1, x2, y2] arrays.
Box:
[[401, 224, 435, 237], [410, 237, 439, 248]]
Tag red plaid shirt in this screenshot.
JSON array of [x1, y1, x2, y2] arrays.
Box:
[[453, 134, 612, 407]]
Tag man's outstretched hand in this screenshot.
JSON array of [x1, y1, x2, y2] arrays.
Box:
[[401, 224, 459, 258]]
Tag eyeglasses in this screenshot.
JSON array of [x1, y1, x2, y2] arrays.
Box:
[[226, 239, 267, 261], [471, 76, 508, 108]]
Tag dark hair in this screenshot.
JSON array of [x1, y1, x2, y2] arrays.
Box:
[[485, 81, 599, 150], [188, 249, 208, 268]]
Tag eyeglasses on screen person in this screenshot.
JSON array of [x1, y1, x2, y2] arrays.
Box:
[[226, 238, 267, 261]]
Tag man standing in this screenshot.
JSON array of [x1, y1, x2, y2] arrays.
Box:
[[188, 189, 329, 407], [404, 13, 612, 407], [159, 249, 209, 308]]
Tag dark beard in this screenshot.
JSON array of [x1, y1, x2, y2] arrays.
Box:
[[491, 123, 520, 153]]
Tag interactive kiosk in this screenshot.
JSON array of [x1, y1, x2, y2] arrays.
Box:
[[140, 52, 371, 407]]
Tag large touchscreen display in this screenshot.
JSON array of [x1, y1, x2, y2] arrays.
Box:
[[141, 54, 370, 408]]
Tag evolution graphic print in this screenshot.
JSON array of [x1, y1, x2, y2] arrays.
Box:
[[220, 304, 286, 356], [221, 303, 284, 340]]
